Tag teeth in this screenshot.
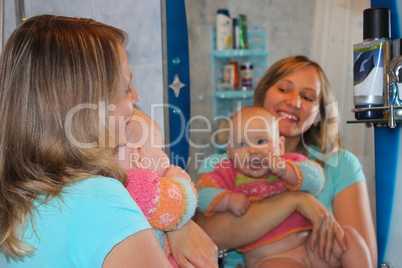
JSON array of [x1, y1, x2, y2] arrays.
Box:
[[248, 159, 262, 169], [278, 111, 299, 122], [250, 159, 261, 165]]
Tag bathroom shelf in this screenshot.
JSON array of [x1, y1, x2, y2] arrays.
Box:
[[211, 25, 268, 120], [214, 90, 254, 99], [213, 49, 268, 58], [347, 119, 390, 124], [210, 25, 268, 152], [347, 119, 402, 127], [348, 105, 402, 128]]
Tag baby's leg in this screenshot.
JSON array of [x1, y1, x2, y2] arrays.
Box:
[[336, 225, 372, 268], [308, 225, 372, 268]]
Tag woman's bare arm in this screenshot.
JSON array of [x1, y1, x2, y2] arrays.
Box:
[[103, 229, 172, 268], [194, 173, 296, 249], [195, 192, 295, 249], [195, 190, 346, 253], [333, 181, 377, 266]]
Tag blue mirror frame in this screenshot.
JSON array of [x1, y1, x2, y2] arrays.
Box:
[[163, 0, 190, 170]]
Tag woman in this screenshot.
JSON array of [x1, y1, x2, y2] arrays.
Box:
[[0, 15, 217, 267], [196, 55, 376, 267]]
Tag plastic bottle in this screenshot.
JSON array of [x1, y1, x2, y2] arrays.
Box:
[[216, 9, 232, 51], [240, 62, 253, 91]]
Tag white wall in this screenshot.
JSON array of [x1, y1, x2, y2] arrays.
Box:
[[3, 0, 165, 131], [311, 0, 374, 218]]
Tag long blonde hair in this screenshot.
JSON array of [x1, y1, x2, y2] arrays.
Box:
[[254, 55, 342, 161], [0, 15, 129, 259]]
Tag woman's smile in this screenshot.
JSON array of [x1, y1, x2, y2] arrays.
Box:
[[277, 110, 300, 123]]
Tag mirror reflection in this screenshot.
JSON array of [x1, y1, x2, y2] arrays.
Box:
[[185, 1, 375, 217]]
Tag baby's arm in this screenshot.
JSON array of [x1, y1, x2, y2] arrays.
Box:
[[212, 192, 250, 216], [283, 153, 325, 196], [295, 159, 325, 196], [162, 165, 198, 230], [125, 168, 197, 231], [270, 153, 325, 196], [196, 162, 239, 217]]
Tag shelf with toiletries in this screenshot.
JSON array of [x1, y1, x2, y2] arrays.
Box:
[[211, 24, 268, 153], [213, 49, 268, 58], [350, 35, 402, 129], [211, 25, 268, 120], [215, 90, 254, 100], [351, 7, 402, 130], [348, 105, 402, 128]]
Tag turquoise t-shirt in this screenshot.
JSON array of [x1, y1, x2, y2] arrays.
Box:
[[312, 149, 366, 213], [198, 149, 366, 268], [0, 177, 151, 268]]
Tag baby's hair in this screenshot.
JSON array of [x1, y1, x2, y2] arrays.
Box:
[[228, 106, 279, 147]]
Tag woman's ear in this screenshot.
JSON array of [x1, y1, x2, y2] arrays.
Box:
[[278, 136, 285, 156], [313, 110, 320, 127]]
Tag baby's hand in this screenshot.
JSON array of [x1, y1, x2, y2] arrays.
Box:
[[267, 155, 299, 186], [165, 165, 192, 181], [227, 193, 250, 217], [268, 154, 287, 178]]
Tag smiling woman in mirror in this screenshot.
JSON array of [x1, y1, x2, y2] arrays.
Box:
[[195, 55, 377, 268]]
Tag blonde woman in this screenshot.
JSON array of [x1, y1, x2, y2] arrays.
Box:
[[0, 15, 217, 267]]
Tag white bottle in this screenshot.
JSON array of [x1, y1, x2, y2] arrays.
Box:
[[216, 9, 232, 51]]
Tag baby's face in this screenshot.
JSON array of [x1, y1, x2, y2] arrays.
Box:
[[140, 124, 170, 177], [227, 111, 282, 178], [117, 111, 170, 177]]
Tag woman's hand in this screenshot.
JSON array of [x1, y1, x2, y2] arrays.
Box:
[[167, 220, 218, 268], [293, 191, 348, 260]]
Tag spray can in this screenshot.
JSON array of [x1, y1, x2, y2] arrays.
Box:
[[232, 18, 239, 49]]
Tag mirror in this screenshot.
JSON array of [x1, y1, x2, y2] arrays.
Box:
[[184, 2, 374, 204]]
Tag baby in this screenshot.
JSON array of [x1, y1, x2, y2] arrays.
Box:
[[117, 108, 197, 268], [196, 106, 371, 268]]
